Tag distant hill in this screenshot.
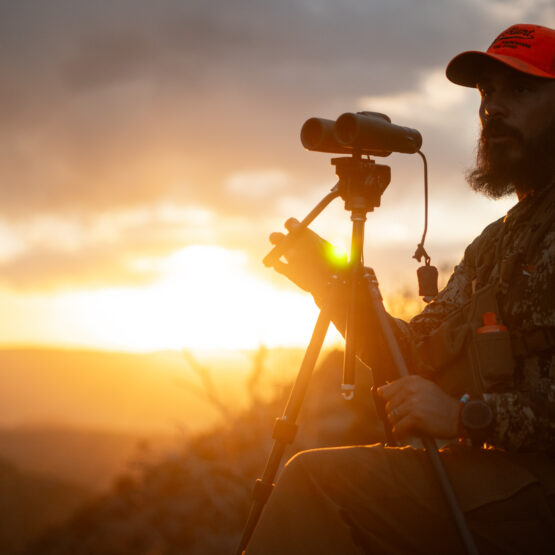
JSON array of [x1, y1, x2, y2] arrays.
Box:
[[0, 458, 90, 554], [0, 346, 307, 490], [0, 426, 175, 491], [25, 350, 383, 555], [0, 348, 228, 434]]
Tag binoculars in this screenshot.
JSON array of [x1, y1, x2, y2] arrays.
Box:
[[300, 111, 422, 156]]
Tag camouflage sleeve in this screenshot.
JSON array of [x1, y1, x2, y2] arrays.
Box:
[[408, 218, 504, 338], [485, 219, 555, 453], [353, 219, 502, 378], [484, 216, 555, 454], [409, 257, 472, 337], [484, 354, 555, 454]]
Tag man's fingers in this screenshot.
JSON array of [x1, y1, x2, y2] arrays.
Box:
[[269, 216, 302, 245], [392, 414, 415, 439], [381, 376, 459, 439], [284, 217, 301, 232], [272, 259, 291, 275], [272, 260, 309, 290], [378, 381, 401, 400], [269, 232, 286, 245], [387, 399, 420, 438], [379, 375, 426, 403], [387, 404, 402, 424], [378, 382, 408, 407]]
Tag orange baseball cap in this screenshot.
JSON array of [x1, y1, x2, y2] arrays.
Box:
[[446, 23, 555, 87]]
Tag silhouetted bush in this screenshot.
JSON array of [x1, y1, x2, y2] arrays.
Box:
[[26, 350, 382, 554]]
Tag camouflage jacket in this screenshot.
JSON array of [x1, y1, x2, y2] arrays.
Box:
[[409, 186, 555, 454]]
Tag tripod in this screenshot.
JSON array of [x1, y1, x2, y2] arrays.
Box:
[[236, 154, 478, 555]]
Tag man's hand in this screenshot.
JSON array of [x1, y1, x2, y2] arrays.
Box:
[[269, 218, 347, 298], [378, 375, 459, 439]]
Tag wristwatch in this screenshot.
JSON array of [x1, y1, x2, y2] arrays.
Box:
[[461, 398, 494, 445]]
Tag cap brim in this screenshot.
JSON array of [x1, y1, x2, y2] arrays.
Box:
[[446, 50, 554, 87]]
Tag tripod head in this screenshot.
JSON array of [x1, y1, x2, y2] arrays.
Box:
[[332, 155, 391, 214], [262, 154, 390, 270]]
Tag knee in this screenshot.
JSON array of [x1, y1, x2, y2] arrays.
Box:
[[281, 449, 318, 482], [278, 448, 337, 490], [281, 446, 373, 485], [282, 444, 395, 492], [284, 446, 339, 473]]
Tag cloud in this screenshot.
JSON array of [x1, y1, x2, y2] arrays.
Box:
[[358, 70, 468, 123], [225, 169, 291, 200], [0, 0, 552, 292], [61, 33, 158, 92], [0, 203, 218, 289], [0, 1, 498, 215]]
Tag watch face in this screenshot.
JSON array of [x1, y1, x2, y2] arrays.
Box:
[[462, 399, 493, 431]]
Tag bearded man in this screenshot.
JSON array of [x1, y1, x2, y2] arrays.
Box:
[[245, 24, 555, 554]]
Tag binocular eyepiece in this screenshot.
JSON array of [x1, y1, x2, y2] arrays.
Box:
[[300, 111, 422, 156]]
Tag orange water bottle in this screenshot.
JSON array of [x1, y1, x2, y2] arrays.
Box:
[[477, 312, 507, 334], [474, 311, 514, 391]]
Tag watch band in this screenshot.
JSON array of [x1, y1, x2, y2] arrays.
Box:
[[460, 397, 494, 446], [457, 394, 470, 445]]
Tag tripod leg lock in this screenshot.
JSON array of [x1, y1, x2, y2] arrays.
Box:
[[253, 478, 275, 504], [272, 417, 299, 444]]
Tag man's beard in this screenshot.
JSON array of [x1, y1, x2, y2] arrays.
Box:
[[466, 117, 555, 199]]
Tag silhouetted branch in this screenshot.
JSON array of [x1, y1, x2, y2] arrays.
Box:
[[181, 350, 231, 420], [245, 345, 268, 402]]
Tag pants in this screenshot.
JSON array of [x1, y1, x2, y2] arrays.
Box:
[[245, 444, 555, 554]]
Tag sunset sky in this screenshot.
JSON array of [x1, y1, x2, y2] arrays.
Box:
[[1, 1, 553, 352]]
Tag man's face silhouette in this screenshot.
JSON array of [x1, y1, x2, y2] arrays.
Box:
[[467, 64, 555, 198]]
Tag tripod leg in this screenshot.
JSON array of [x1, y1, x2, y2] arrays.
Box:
[[361, 269, 479, 555], [236, 298, 334, 555], [371, 383, 397, 446]]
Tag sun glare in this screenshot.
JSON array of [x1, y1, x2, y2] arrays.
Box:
[[0, 246, 336, 352]]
